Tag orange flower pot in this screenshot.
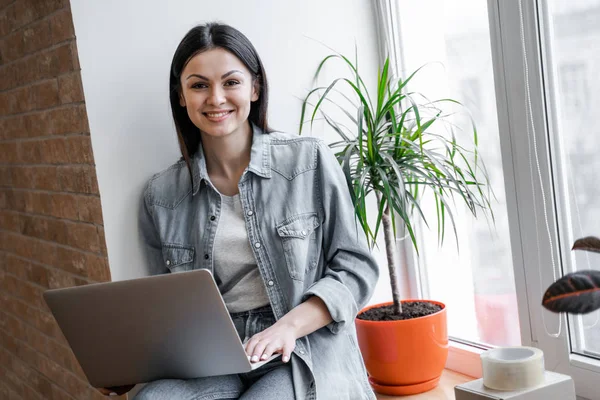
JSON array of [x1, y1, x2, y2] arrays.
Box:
[[355, 300, 448, 396]]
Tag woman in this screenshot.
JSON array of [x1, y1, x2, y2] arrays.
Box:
[[102, 22, 379, 399]]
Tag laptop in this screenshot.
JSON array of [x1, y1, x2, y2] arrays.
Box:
[[43, 268, 280, 388]]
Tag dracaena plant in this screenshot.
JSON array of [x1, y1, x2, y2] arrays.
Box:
[[542, 236, 600, 314], [299, 53, 493, 315]]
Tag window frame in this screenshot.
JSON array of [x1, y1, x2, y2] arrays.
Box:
[[374, 0, 600, 396]]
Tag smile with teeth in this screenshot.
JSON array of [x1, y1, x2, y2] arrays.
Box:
[[204, 110, 233, 118]]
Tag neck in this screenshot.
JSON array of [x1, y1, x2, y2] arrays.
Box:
[[201, 121, 252, 180]]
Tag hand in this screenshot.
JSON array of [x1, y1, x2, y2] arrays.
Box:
[[96, 384, 135, 396], [244, 320, 297, 364]]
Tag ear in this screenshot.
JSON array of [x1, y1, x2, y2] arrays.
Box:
[[251, 80, 260, 102], [179, 92, 186, 107]]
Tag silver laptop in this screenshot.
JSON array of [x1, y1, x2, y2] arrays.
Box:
[[43, 269, 279, 388]]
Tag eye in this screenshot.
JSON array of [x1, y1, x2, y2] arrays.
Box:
[[191, 82, 208, 89], [224, 80, 240, 87]]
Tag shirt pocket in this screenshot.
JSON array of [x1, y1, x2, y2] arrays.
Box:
[[276, 212, 320, 282], [161, 243, 195, 273]]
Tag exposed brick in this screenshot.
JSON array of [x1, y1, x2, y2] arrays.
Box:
[[77, 195, 102, 224], [0, 365, 23, 397], [69, 40, 79, 71], [0, 3, 16, 37], [22, 104, 88, 137], [0, 90, 8, 115], [0, 1, 104, 395], [39, 137, 68, 164], [30, 79, 60, 110], [0, 142, 20, 163], [2, 233, 57, 267], [65, 222, 99, 252], [0, 383, 19, 400], [7, 190, 33, 213], [2, 255, 49, 288], [10, 166, 35, 189], [49, 8, 74, 44], [0, 210, 20, 231], [85, 253, 110, 282], [19, 140, 43, 163], [33, 352, 89, 400], [3, 189, 27, 212], [44, 338, 79, 377], [1, 346, 52, 400], [0, 189, 7, 208], [65, 135, 94, 164], [90, 169, 99, 194], [58, 165, 95, 193], [22, 19, 53, 57], [0, 274, 47, 310], [97, 226, 106, 255], [1, 115, 26, 139], [46, 267, 86, 289], [7, 43, 76, 90], [0, 0, 16, 10], [48, 192, 77, 219], [0, 254, 49, 288], [55, 246, 86, 276], [1, 29, 25, 64], [20, 214, 67, 244], [57, 72, 84, 104], [0, 166, 12, 187], [28, 191, 52, 215], [22, 385, 46, 400], [11, 0, 69, 33], [32, 167, 60, 191]]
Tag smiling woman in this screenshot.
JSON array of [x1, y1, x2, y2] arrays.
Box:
[[95, 22, 381, 400]]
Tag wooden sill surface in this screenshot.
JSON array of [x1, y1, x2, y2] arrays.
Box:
[[375, 370, 473, 400]]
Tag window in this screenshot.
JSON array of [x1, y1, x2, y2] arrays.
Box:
[[558, 63, 589, 115], [376, 0, 600, 395], [391, 0, 520, 349], [546, 0, 600, 361]]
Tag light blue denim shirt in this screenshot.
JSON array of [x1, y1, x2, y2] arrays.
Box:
[[138, 123, 379, 399]]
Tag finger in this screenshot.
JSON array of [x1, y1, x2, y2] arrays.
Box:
[[244, 335, 261, 357], [251, 339, 268, 363], [282, 343, 295, 363], [260, 342, 280, 360], [97, 388, 112, 395]]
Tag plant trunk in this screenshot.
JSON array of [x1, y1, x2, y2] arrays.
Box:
[[377, 192, 403, 315]]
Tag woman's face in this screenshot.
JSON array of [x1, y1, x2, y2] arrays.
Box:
[[179, 48, 258, 139]]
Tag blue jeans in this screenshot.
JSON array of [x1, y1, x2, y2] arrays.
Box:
[[133, 306, 295, 400]]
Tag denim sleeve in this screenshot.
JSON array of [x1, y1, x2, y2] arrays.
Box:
[[138, 181, 169, 276], [302, 140, 380, 334]]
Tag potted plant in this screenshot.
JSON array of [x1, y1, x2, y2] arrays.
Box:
[[300, 53, 493, 395], [543, 236, 600, 314]]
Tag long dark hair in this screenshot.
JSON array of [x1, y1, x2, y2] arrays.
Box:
[[169, 23, 270, 181]]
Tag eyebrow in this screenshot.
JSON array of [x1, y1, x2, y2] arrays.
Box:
[[186, 70, 244, 81]]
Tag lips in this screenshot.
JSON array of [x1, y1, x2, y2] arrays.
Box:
[[203, 110, 234, 122]]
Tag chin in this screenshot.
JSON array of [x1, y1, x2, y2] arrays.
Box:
[[199, 124, 237, 138]]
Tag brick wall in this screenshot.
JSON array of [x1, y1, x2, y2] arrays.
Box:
[[0, 1, 116, 399]]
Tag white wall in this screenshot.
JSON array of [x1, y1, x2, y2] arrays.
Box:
[[69, 0, 392, 305]]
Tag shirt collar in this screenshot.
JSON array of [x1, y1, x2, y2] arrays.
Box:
[[192, 122, 271, 195]]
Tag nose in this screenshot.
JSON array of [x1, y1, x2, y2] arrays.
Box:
[[207, 86, 226, 106]]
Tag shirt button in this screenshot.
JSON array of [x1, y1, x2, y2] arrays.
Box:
[[254, 242, 261, 249], [247, 210, 254, 216], [300, 230, 307, 236], [166, 260, 171, 266], [204, 254, 209, 259], [210, 216, 216, 221], [299, 350, 305, 355], [267, 280, 274, 286]]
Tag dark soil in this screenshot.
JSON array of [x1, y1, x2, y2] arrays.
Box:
[[357, 301, 443, 321]]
